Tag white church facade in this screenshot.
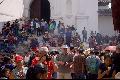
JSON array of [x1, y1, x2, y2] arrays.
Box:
[[0, 0, 115, 37], [23, 0, 98, 38]]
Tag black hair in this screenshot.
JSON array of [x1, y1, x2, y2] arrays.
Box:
[[33, 64, 47, 79], [3, 56, 11, 64], [94, 51, 99, 55], [90, 50, 94, 55], [50, 51, 59, 55], [0, 68, 10, 78], [104, 55, 111, 60], [79, 49, 84, 54], [46, 55, 52, 61], [70, 47, 74, 51]]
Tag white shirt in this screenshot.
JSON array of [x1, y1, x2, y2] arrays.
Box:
[[36, 22, 40, 28], [24, 55, 30, 63]]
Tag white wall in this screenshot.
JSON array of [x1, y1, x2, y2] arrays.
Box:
[[23, 0, 98, 39], [98, 16, 115, 36], [75, 0, 98, 39], [23, 0, 33, 18]]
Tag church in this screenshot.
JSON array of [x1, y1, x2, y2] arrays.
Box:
[[23, 0, 98, 38], [0, 0, 117, 37]]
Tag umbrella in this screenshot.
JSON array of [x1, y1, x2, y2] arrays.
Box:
[[104, 46, 116, 51]]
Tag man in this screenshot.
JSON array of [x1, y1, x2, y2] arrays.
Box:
[[88, 36, 96, 48], [86, 50, 101, 79], [112, 44, 120, 74], [56, 45, 73, 79], [41, 19, 46, 34], [65, 29, 72, 47], [36, 21, 41, 36], [31, 47, 48, 67], [30, 38, 39, 51], [26, 47, 48, 79], [72, 49, 86, 79], [13, 55, 28, 79], [82, 27, 87, 42]]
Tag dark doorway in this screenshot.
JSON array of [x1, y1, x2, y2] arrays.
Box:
[[30, 0, 50, 22]]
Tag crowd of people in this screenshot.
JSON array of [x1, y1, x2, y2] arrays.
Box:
[[0, 18, 120, 79]]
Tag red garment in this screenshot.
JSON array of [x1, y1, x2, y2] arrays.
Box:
[[43, 61, 54, 79]]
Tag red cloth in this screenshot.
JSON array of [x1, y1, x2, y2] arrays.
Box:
[[43, 61, 54, 79]]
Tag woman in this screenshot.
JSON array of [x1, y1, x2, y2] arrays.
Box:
[[34, 64, 47, 79], [0, 63, 15, 79], [43, 55, 58, 79], [98, 55, 116, 79], [13, 55, 28, 79], [0, 68, 11, 79], [71, 49, 86, 79]]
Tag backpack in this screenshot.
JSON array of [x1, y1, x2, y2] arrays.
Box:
[[87, 56, 99, 74]]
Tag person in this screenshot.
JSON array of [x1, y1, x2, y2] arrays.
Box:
[[90, 31, 94, 37], [24, 52, 31, 67], [26, 47, 48, 79], [98, 55, 116, 79], [30, 38, 39, 51], [117, 34, 120, 43], [82, 27, 87, 42], [43, 32, 50, 43], [31, 47, 48, 67], [56, 45, 73, 79], [71, 49, 86, 79], [33, 64, 47, 79], [88, 36, 96, 48], [65, 29, 72, 47], [49, 20, 56, 34], [36, 21, 41, 36], [0, 68, 11, 79], [44, 21, 49, 32], [12, 55, 28, 79], [86, 50, 101, 79], [112, 44, 120, 75], [50, 52, 59, 79], [43, 55, 57, 79], [57, 21, 61, 34], [41, 19, 46, 34]]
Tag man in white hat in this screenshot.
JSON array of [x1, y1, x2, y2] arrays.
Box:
[[56, 45, 73, 79]]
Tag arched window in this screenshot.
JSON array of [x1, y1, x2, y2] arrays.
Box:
[[66, 0, 72, 14]]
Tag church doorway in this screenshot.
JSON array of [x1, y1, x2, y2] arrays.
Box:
[[30, 0, 50, 22]]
